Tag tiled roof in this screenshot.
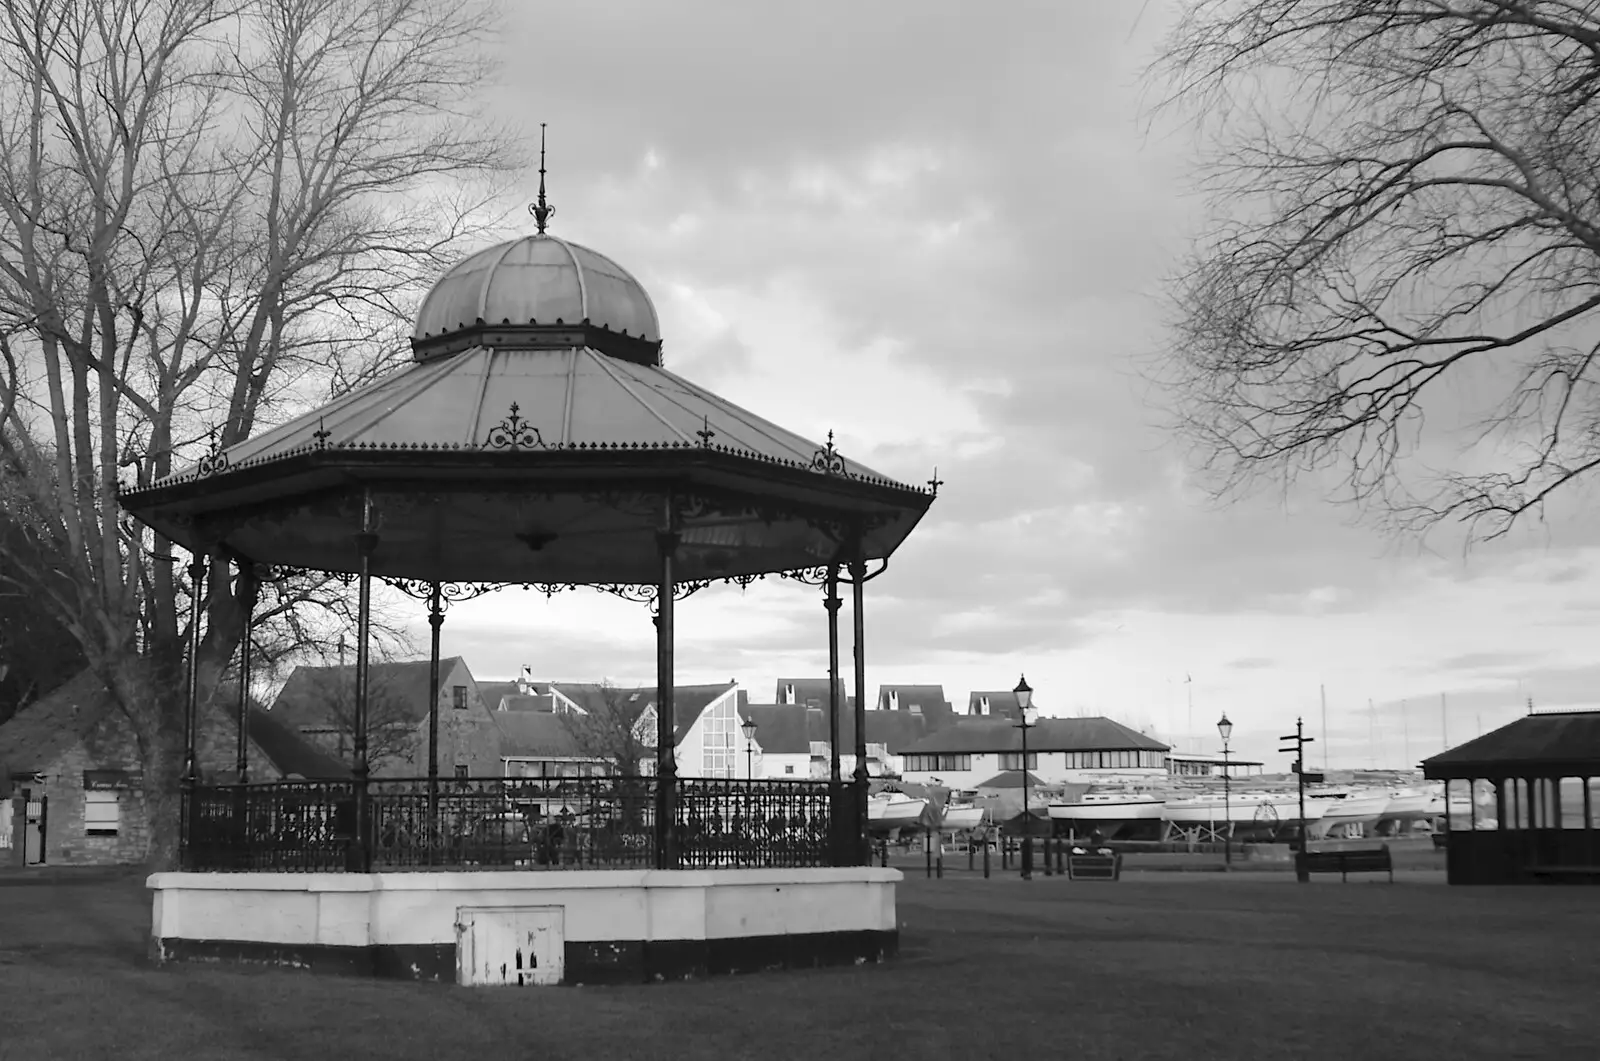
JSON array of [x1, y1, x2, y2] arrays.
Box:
[[894, 717, 1169, 755], [773, 677, 856, 712], [498, 694, 555, 713], [271, 658, 467, 727], [493, 712, 590, 759], [877, 685, 956, 731], [0, 669, 114, 778], [967, 690, 1027, 720], [1423, 711, 1600, 778], [247, 709, 351, 779], [743, 704, 811, 755], [552, 682, 735, 744]]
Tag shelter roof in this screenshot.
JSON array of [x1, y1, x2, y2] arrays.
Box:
[[1423, 711, 1600, 778], [894, 717, 1169, 755]]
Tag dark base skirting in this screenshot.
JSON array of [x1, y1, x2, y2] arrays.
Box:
[[152, 929, 898, 985]]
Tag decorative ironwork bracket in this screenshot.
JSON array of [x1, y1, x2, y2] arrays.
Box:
[[382, 579, 502, 609], [779, 566, 834, 587], [597, 580, 710, 613], [927, 467, 944, 498], [809, 430, 848, 477], [486, 403, 547, 450], [197, 429, 229, 477]]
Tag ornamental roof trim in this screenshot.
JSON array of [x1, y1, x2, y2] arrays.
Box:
[[122, 346, 933, 500]]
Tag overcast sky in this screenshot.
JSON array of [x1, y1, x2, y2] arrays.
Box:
[[382, 0, 1600, 770]]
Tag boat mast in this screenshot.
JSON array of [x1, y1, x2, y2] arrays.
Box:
[[1320, 684, 1328, 772]]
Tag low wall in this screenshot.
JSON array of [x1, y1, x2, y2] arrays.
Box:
[[148, 867, 901, 985]]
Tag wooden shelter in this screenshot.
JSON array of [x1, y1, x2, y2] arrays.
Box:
[[1422, 710, 1600, 884]]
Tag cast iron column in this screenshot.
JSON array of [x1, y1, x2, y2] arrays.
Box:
[[235, 562, 259, 783], [426, 582, 443, 830], [825, 563, 844, 865], [181, 554, 208, 787], [351, 498, 378, 874], [180, 552, 207, 866], [655, 499, 681, 871], [850, 552, 870, 865]]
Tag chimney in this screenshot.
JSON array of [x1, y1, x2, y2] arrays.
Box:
[[519, 665, 533, 695]]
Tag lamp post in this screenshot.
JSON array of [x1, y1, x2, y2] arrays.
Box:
[[742, 716, 759, 780], [1014, 675, 1036, 880], [1217, 712, 1233, 867]]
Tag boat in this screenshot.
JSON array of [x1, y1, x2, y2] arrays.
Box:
[[1047, 791, 1166, 822], [867, 792, 927, 831], [1310, 788, 1402, 840], [941, 804, 987, 831]]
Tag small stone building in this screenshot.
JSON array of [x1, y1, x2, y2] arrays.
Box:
[[1, 670, 345, 867]]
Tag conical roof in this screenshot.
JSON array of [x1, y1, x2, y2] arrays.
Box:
[[211, 346, 894, 481], [119, 228, 935, 586]]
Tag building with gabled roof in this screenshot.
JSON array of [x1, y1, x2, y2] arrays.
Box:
[[967, 689, 1027, 721], [893, 716, 1170, 790], [877, 685, 956, 733], [773, 677, 855, 713], [2, 671, 337, 866], [268, 657, 501, 778]]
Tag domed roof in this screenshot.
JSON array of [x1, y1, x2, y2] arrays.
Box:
[[411, 234, 662, 365]]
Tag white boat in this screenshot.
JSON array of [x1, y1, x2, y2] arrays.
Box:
[[941, 804, 987, 831], [868, 793, 927, 830], [1048, 791, 1166, 822]]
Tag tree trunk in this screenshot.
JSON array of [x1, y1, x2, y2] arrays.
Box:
[[98, 652, 196, 873]]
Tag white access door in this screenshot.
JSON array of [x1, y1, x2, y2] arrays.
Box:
[[455, 906, 565, 987]]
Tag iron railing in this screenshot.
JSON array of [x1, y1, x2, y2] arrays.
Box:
[[676, 778, 835, 868], [181, 776, 856, 872]]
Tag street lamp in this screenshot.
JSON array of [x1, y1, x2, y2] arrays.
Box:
[[741, 716, 759, 780], [1217, 712, 1233, 867], [1014, 675, 1036, 880]]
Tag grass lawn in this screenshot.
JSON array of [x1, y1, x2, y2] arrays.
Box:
[[0, 869, 1595, 1061]]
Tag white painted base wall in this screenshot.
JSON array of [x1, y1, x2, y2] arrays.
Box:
[[148, 867, 901, 985]]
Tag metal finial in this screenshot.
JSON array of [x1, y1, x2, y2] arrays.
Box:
[[529, 123, 555, 234]]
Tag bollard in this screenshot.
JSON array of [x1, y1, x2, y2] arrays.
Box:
[[937, 846, 944, 879], [925, 834, 933, 878], [1021, 835, 1033, 880], [968, 840, 975, 872], [983, 835, 991, 878], [880, 840, 889, 868], [1043, 837, 1053, 877], [1056, 839, 1066, 875]]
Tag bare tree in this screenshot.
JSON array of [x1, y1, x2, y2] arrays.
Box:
[[560, 681, 654, 778], [1151, 2, 1600, 540], [0, 0, 518, 865]]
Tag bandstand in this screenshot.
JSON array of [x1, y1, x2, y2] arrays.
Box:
[[117, 182, 936, 984]]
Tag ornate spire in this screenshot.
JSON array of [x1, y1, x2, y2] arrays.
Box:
[[529, 122, 555, 234]]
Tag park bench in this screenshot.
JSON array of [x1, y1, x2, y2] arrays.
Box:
[[1295, 846, 1393, 883], [1066, 848, 1122, 881]]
